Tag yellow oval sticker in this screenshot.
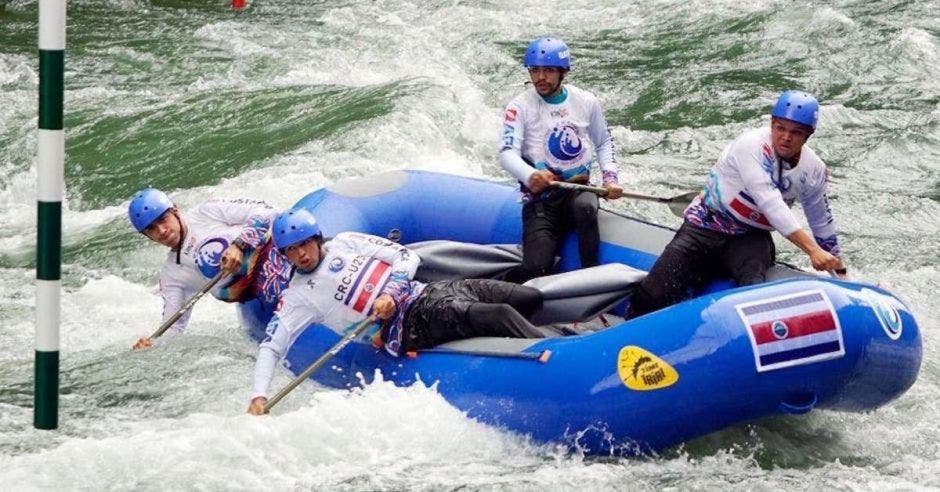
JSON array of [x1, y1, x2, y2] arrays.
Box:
[[617, 346, 678, 391]]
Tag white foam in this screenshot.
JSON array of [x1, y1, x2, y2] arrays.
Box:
[[0, 377, 546, 488], [896, 27, 939, 64]]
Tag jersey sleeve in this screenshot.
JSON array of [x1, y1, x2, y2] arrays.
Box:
[[196, 198, 278, 249], [250, 286, 323, 399], [158, 261, 197, 336], [586, 96, 619, 184], [801, 167, 841, 256], [732, 145, 802, 236], [250, 345, 279, 400], [498, 100, 536, 185]]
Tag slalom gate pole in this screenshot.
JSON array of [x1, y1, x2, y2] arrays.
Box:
[[35, 0, 66, 430]]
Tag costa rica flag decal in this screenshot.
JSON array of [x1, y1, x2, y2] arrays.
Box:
[[736, 290, 845, 372]]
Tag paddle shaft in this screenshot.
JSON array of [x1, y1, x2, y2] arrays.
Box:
[[149, 271, 225, 339], [263, 316, 376, 413], [549, 181, 609, 196], [548, 181, 698, 217]]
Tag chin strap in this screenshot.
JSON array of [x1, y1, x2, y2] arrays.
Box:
[[778, 159, 783, 189], [173, 211, 185, 265]]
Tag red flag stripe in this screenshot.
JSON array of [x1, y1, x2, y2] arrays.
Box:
[[729, 198, 771, 227], [352, 261, 390, 313], [751, 311, 836, 344]]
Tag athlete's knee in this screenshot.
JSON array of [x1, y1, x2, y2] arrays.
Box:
[[464, 302, 505, 327], [474, 304, 542, 338], [627, 271, 692, 319], [627, 280, 655, 314], [729, 255, 772, 287], [509, 284, 543, 316], [572, 195, 598, 221]]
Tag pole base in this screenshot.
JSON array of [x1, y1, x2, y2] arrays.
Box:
[[34, 350, 59, 430]]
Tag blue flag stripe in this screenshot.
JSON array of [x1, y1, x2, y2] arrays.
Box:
[[759, 340, 842, 366], [742, 292, 824, 316]]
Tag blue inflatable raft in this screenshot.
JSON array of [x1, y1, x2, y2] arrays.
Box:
[[238, 170, 921, 455]]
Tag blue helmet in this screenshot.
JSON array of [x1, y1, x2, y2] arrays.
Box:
[[128, 188, 173, 232], [523, 37, 571, 70], [272, 208, 322, 250], [771, 90, 819, 130]]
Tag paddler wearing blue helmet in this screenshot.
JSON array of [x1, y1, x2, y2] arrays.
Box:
[[627, 90, 847, 319], [127, 189, 291, 350], [499, 36, 624, 283], [247, 208, 549, 415]]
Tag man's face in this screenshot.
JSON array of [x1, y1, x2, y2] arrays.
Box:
[[528, 66, 566, 97], [143, 210, 182, 248], [284, 236, 321, 271], [770, 117, 813, 161]]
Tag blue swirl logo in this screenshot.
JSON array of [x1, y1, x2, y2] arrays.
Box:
[[547, 124, 583, 162], [196, 237, 228, 278], [329, 257, 345, 272], [862, 288, 903, 340], [874, 297, 902, 339]]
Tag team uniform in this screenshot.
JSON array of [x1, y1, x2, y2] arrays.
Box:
[[499, 85, 620, 279], [158, 198, 290, 335], [628, 127, 841, 317], [250, 232, 544, 400]]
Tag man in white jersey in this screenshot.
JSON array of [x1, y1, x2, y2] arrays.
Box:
[[499, 36, 624, 283], [247, 208, 546, 414], [127, 188, 291, 349], [626, 91, 847, 318]]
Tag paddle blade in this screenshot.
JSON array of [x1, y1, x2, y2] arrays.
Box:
[[666, 191, 700, 218]]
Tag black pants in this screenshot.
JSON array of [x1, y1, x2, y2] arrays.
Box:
[[626, 222, 775, 319], [401, 279, 545, 351], [509, 189, 600, 283]]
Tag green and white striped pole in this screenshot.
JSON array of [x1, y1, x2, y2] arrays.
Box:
[[35, 0, 66, 430]]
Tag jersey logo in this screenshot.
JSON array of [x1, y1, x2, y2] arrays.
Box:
[[503, 108, 517, 122], [546, 123, 583, 163], [196, 237, 228, 278], [329, 257, 345, 272]]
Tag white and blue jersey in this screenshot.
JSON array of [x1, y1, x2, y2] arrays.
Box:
[[684, 127, 841, 255], [499, 84, 619, 197], [251, 232, 423, 399], [157, 198, 282, 335]]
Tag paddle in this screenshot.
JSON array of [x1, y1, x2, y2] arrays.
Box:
[[548, 181, 699, 218], [148, 271, 226, 340], [262, 316, 377, 413]]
